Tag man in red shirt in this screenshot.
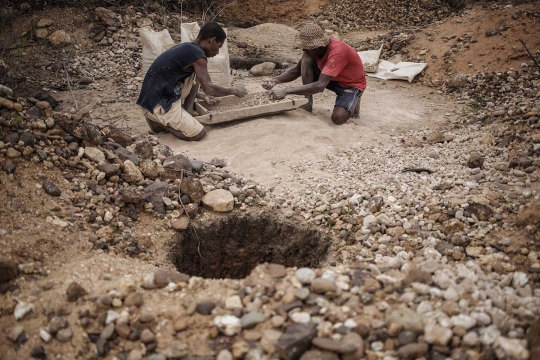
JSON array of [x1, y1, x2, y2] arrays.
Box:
[[262, 23, 366, 125]]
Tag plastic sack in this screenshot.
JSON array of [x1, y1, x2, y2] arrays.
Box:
[[366, 60, 427, 82], [357, 45, 383, 73], [180, 22, 232, 87], [140, 27, 174, 76]]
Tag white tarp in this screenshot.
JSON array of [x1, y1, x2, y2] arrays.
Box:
[[366, 60, 427, 82], [357, 45, 383, 73]]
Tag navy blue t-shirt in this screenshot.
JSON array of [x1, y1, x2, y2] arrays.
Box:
[[137, 42, 207, 113]]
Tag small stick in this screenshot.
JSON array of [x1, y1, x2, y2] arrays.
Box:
[[62, 60, 78, 111], [520, 39, 540, 71], [178, 170, 202, 259], [402, 168, 433, 174]]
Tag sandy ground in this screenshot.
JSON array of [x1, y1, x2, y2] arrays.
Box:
[[56, 75, 461, 190]]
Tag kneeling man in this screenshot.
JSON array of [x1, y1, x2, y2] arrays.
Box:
[[263, 23, 366, 125], [137, 22, 247, 141]]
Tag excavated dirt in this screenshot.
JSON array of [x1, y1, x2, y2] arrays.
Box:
[[172, 212, 331, 279]]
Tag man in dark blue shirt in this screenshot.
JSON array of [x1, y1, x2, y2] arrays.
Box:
[[137, 22, 247, 141]]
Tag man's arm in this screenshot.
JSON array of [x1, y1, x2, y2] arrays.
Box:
[[193, 58, 246, 97], [262, 60, 302, 90], [270, 73, 333, 100]]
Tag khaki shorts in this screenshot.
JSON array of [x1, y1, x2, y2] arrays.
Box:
[[142, 100, 204, 138], [141, 73, 204, 138]]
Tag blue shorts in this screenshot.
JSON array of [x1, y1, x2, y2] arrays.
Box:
[[326, 81, 363, 114]]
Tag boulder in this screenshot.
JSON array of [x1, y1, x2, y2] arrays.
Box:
[[48, 30, 72, 47], [202, 189, 234, 212], [95, 7, 117, 26], [250, 62, 276, 77]]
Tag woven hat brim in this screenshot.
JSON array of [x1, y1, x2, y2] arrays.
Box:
[[299, 35, 330, 50]]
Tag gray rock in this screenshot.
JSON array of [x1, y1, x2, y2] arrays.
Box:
[[211, 157, 227, 168], [312, 337, 357, 354], [47, 316, 68, 335], [56, 328, 73, 342], [43, 181, 61, 197], [385, 305, 423, 333], [190, 159, 204, 173], [84, 147, 105, 163], [241, 312, 266, 329], [97, 163, 120, 177], [296, 268, 316, 285], [467, 152, 484, 169], [276, 323, 317, 360], [122, 160, 143, 183]]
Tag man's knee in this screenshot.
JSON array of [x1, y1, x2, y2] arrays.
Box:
[[331, 108, 350, 125]]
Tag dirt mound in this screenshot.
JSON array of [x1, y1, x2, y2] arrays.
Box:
[[220, 0, 328, 26]]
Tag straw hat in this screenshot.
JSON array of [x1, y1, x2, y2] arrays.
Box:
[[299, 23, 330, 50]]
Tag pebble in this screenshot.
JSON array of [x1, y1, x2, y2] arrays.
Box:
[[296, 267, 316, 284], [312, 337, 358, 354], [240, 312, 266, 329]]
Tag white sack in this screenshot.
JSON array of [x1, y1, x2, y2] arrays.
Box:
[[139, 27, 174, 76]]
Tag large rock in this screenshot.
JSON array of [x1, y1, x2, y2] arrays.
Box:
[[181, 177, 204, 204], [467, 202, 493, 221], [97, 163, 120, 177], [122, 160, 143, 183], [48, 30, 72, 47], [385, 305, 423, 333], [66, 282, 87, 302], [516, 200, 540, 227], [163, 154, 192, 179], [102, 125, 133, 147], [144, 181, 169, 214], [95, 7, 117, 26], [37, 18, 53, 28], [277, 323, 317, 360], [202, 189, 234, 212], [140, 159, 159, 179], [467, 152, 484, 169], [250, 62, 276, 77], [154, 269, 189, 288], [83, 147, 105, 163], [134, 138, 153, 160], [120, 187, 146, 204]]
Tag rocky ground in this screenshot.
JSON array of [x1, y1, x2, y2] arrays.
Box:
[[1, 2, 540, 360]]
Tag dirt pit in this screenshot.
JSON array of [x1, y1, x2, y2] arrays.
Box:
[[172, 212, 331, 279]]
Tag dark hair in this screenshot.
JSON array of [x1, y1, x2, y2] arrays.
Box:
[[197, 22, 227, 43]]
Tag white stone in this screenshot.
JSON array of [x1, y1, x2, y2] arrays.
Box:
[[40, 329, 52, 343], [225, 295, 243, 310], [202, 190, 234, 212], [480, 325, 500, 345], [14, 302, 34, 320], [433, 272, 452, 289], [512, 272, 528, 288], [296, 268, 316, 285], [290, 312, 311, 324], [83, 147, 105, 163], [214, 315, 241, 336], [106, 310, 120, 324], [451, 314, 476, 330], [363, 215, 377, 227], [424, 323, 453, 346], [471, 312, 491, 326], [462, 332, 479, 347], [494, 337, 529, 360]]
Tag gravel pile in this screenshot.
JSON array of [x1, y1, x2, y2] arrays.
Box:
[[316, 0, 452, 32]]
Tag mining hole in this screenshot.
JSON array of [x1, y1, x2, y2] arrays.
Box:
[[172, 212, 331, 279]]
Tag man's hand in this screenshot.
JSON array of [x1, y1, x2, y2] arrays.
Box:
[[232, 84, 248, 98], [262, 78, 278, 90], [204, 95, 220, 106], [270, 88, 287, 101]]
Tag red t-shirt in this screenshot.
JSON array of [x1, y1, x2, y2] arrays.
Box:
[[316, 38, 367, 91]]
